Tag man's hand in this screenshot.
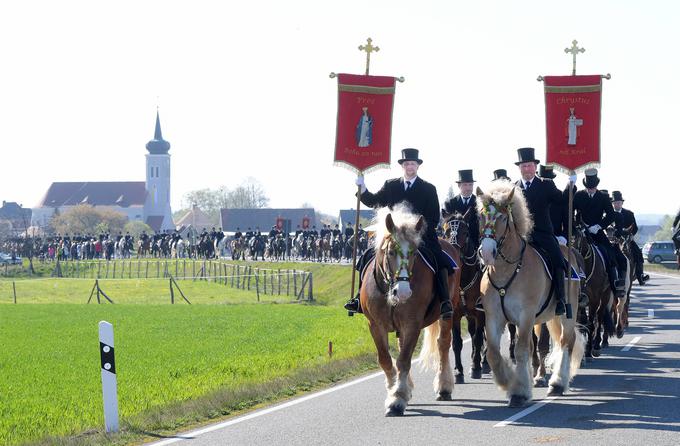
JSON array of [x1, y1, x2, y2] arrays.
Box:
[[569, 174, 577, 184], [355, 175, 367, 193], [556, 236, 568, 246], [588, 224, 601, 234]]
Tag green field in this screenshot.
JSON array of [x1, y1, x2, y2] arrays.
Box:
[[1, 304, 379, 445]]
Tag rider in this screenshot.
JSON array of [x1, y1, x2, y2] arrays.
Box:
[[611, 191, 649, 285], [332, 224, 342, 239], [673, 209, 680, 255], [443, 169, 480, 250], [539, 165, 568, 243], [492, 169, 511, 182], [295, 225, 303, 238], [344, 222, 354, 240], [245, 227, 254, 241], [234, 227, 243, 240], [570, 168, 626, 298], [343, 148, 455, 320], [268, 225, 278, 240], [514, 148, 570, 317]]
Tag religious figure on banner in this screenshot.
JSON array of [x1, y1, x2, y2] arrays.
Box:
[[567, 107, 583, 145], [355, 107, 373, 147]]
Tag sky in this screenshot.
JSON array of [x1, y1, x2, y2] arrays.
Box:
[[1, 0, 678, 219]]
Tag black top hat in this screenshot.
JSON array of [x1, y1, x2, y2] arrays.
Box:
[[398, 148, 423, 165], [539, 165, 556, 179], [514, 147, 540, 165], [611, 191, 624, 202], [456, 169, 475, 183], [583, 168, 600, 188], [492, 169, 510, 181]]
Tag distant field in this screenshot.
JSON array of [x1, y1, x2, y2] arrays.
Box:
[[0, 304, 377, 445]]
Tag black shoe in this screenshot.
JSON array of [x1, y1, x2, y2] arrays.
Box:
[[579, 292, 589, 307], [554, 300, 566, 316], [440, 300, 453, 320], [343, 295, 362, 314]]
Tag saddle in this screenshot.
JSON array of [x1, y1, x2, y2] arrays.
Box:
[[529, 243, 580, 300]]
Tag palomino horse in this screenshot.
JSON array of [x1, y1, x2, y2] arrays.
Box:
[[442, 209, 487, 382], [476, 183, 585, 407], [573, 225, 616, 358], [361, 205, 460, 416], [231, 238, 245, 260]]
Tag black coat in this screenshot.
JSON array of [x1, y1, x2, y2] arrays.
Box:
[[360, 176, 440, 247], [572, 189, 615, 229], [515, 177, 564, 236], [613, 208, 638, 236], [443, 194, 480, 244]]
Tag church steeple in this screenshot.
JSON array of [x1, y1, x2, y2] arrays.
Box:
[[145, 110, 171, 154]]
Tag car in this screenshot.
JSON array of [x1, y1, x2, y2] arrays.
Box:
[[642, 240, 676, 263], [0, 252, 22, 265]]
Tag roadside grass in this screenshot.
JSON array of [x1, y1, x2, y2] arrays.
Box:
[[1, 304, 379, 445], [645, 263, 680, 275]]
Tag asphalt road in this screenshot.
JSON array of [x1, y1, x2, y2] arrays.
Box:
[[148, 272, 680, 446]]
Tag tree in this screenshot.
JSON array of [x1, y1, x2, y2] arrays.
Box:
[[182, 178, 269, 219], [225, 177, 269, 209], [51, 205, 128, 236], [653, 215, 674, 241], [124, 221, 154, 239]]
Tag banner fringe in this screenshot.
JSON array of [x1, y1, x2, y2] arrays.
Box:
[[333, 160, 391, 175], [547, 162, 601, 176]]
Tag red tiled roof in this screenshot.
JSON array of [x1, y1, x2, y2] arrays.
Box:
[[37, 182, 147, 207]]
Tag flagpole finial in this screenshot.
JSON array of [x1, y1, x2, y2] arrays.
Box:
[[358, 37, 380, 75], [564, 40, 585, 76]]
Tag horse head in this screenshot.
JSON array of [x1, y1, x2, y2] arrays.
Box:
[[476, 184, 532, 266], [376, 206, 424, 305]]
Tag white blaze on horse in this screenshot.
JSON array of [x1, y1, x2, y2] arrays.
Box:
[[476, 182, 586, 407], [361, 205, 461, 416]]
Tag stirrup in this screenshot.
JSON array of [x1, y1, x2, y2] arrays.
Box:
[[440, 301, 453, 320]]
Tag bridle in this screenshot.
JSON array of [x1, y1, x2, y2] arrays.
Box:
[[375, 234, 416, 294], [479, 201, 525, 265]]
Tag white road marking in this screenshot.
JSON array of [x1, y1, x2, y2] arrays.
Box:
[[648, 309, 654, 318], [150, 339, 471, 445], [622, 336, 641, 352], [493, 396, 559, 427], [648, 272, 680, 280]]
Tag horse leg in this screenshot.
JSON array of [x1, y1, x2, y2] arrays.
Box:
[[484, 309, 514, 397], [468, 315, 482, 379], [451, 314, 465, 384], [507, 317, 534, 407], [435, 318, 455, 400], [508, 324, 517, 364], [387, 327, 419, 416], [367, 323, 397, 414], [533, 324, 550, 388]]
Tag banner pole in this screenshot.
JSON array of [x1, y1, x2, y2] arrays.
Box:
[[349, 183, 362, 310], [566, 178, 575, 319]]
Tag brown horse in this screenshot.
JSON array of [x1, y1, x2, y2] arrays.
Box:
[[442, 209, 487, 382], [573, 225, 616, 358], [476, 183, 585, 407], [361, 205, 460, 416]]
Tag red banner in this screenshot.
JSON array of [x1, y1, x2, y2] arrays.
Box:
[[334, 74, 396, 173], [276, 217, 284, 230], [544, 75, 602, 174]]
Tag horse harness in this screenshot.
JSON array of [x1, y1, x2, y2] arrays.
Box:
[[373, 235, 416, 296]]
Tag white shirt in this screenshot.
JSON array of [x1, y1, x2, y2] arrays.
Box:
[[404, 175, 418, 190]]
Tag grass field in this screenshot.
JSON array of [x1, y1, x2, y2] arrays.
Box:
[[1, 304, 380, 445]]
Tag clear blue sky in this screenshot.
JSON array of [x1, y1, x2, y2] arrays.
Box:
[[1, 0, 678, 217]]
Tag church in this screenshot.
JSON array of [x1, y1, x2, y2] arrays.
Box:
[[31, 112, 175, 232]]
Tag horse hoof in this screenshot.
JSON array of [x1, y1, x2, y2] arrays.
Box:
[[616, 330, 624, 339], [547, 385, 564, 396], [385, 405, 405, 417], [455, 374, 465, 384], [482, 363, 491, 374], [592, 348, 601, 358], [508, 395, 529, 408], [470, 368, 482, 380], [436, 392, 452, 401], [533, 377, 548, 388]]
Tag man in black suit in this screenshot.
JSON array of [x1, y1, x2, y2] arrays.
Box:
[[673, 209, 680, 254], [539, 165, 569, 242], [492, 169, 511, 182], [571, 169, 626, 298], [515, 147, 570, 317], [611, 191, 649, 285], [344, 148, 454, 319], [443, 169, 480, 249]]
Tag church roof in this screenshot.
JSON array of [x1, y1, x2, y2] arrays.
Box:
[[145, 215, 166, 232], [145, 111, 171, 154], [36, 182, 147, 208]]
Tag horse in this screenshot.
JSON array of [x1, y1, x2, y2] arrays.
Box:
[[249, 236, 266, 261], [607, 229, 632, 340], [331, 235, 343, 262], [442, 208, 487, 382], [573, 224, 616, 358], [361, 205, 461, 416], [137, 238, 151, 258], [476, 182, 585, 407], [231, 238, 245, 260]]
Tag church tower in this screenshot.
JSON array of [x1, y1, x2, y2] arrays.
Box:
[[144, 111, 174, 232]]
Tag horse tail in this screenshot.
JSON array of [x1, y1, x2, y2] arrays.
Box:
[[418, 321, 441, 372]]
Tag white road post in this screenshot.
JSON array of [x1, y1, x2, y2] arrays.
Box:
[[99, 321, 119, 433]]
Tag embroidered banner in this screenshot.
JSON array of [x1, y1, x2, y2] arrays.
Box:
[[334, 73, 396, 173], [543, 75, 603, 174]]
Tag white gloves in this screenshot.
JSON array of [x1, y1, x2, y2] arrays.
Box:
[[569, 174, 577, 184], [556, 236, 567, 246], [588, 224, 601, 234], [355, 175, 367, 193]]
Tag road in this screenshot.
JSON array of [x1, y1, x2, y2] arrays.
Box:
[[148, 272, 680, 446]]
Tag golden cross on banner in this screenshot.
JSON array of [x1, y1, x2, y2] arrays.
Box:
[[564, 40, 585, 76], [358, 37, 380, 75]]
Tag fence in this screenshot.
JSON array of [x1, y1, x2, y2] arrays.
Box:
[[1, 259, 313, 302]]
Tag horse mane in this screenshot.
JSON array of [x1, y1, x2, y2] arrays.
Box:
[[476, 181, 533, 239], [374, 203, 424, 249]]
